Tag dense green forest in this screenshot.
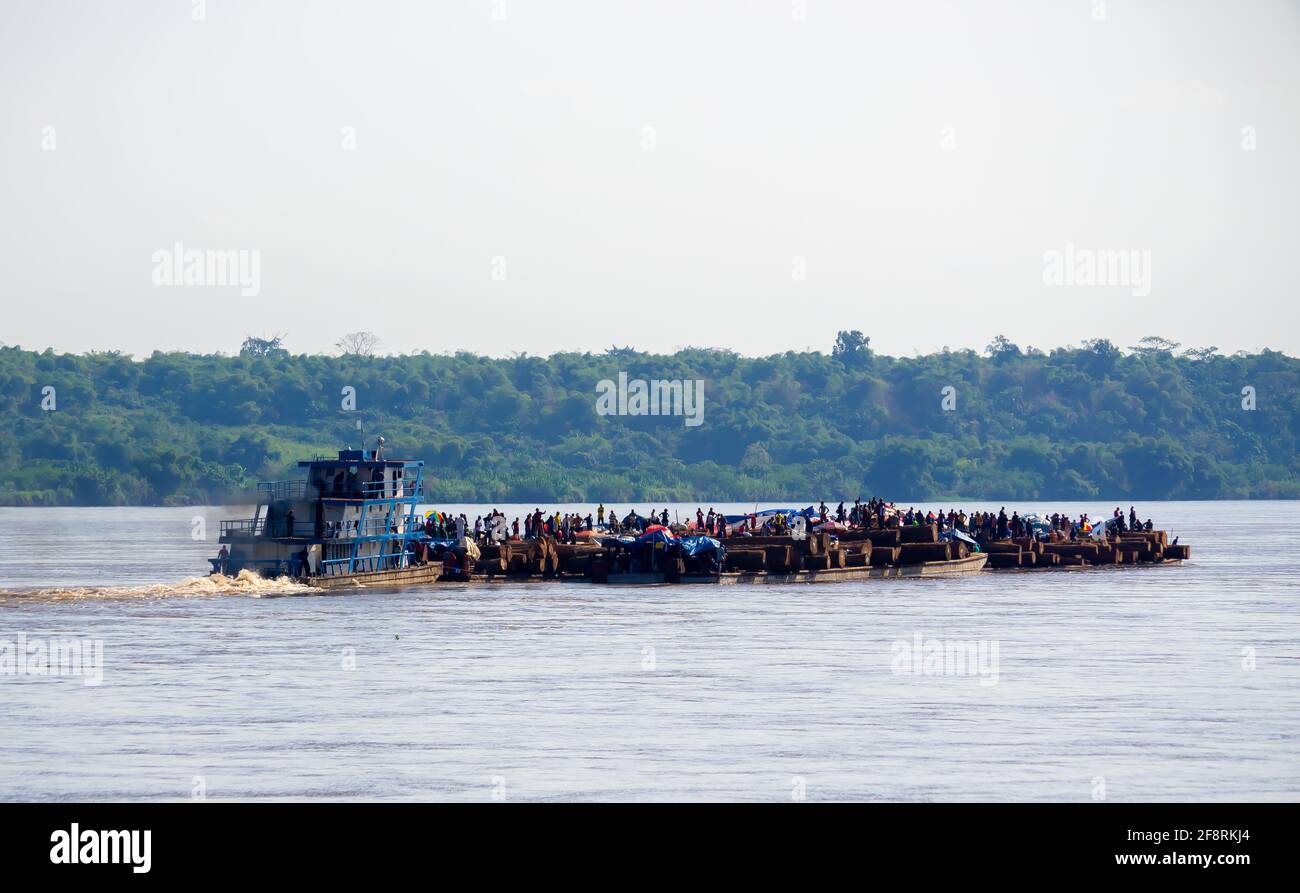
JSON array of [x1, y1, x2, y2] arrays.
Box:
[[0, 333, 1296, 506]]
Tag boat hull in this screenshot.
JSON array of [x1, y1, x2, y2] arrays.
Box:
[[301, 563, 444, 590], [228, 553, 1185, 591], [605, 553, 989, 585]]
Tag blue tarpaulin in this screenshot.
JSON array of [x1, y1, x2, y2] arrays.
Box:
[[415, 536, 459, 550], [940, 529, 980, 551], [678, 535, 722, 557], [630, 529, 679, 550]]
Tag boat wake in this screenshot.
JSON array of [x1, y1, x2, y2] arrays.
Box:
[[1, 570, 311, 601]]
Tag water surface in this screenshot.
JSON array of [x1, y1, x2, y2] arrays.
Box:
[[1, 501, 1296, 801]]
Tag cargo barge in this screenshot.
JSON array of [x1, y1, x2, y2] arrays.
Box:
[[210, 447, 1187, 590]]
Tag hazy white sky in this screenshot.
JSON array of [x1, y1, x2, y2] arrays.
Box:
[[1, 0, 1297, 358]]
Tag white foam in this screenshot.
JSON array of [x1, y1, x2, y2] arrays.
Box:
[[2, 570, 311, 601]]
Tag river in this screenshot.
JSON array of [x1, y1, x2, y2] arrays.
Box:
[[1, 500, 1296, 801]]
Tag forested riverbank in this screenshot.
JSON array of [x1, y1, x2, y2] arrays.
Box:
[[1, 333, 1296, 505]]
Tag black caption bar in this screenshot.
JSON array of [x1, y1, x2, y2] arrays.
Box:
[[0, 803, 1285, 880]]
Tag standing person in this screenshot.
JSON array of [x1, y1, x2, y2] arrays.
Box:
[[597, 503, 606, 526], [285, 509, 296, 537], [512, 517, 520, 538], [216, 545, 229, 575]]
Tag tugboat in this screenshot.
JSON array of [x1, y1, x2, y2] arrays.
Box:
[[211, 439, 440, 590]]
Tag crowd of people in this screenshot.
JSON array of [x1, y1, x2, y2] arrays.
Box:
[[422, 504, 715, 544], [837, 501, 1156, 542], [251, 498, 1161, 581], [417, 498, 1158, 546]]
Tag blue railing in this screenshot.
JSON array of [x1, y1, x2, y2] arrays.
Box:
[[321, 552, 411, 575]]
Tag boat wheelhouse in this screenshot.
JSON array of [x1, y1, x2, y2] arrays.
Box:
[[213, 447, 430, 583]]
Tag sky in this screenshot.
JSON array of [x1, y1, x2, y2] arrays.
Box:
[[1, 0, 1297, 359]]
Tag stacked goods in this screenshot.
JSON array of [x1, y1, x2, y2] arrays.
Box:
[[899, 524, 938, 544], [1118, 537, 1163, 561], [488, 537, 566, 576], [1011, 536, 1044, 556], [554, 542, 602, 561], [863, 529, 902, 547], [1164, 544, 1191, 560], [764, 545, 793, 572], [832, 549, 847, 568], [1040, 552, 1060, 566], [1091, 545, 1118, 565], [474, 556, 508, 575], [836, 541, 872, 563], [898, 542, 950, 564], [539, 537, 558, 564], [1043, 542, 1100, 560], [804, 554, 831, 570], [869, 546, 900, 567], [985, 543, 1021, 566], [1058, 555, 1086, 566], [1124, 529, 1168, 547]]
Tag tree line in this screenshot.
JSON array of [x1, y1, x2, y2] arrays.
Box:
[[0, 333, 1296, 505]]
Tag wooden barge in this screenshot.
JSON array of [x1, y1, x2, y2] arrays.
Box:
[[606, 553, 989, 585], [209, 447, 1186, 590]]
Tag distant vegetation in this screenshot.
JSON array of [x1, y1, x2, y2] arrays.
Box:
[[0, 333, 1296, 505]]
